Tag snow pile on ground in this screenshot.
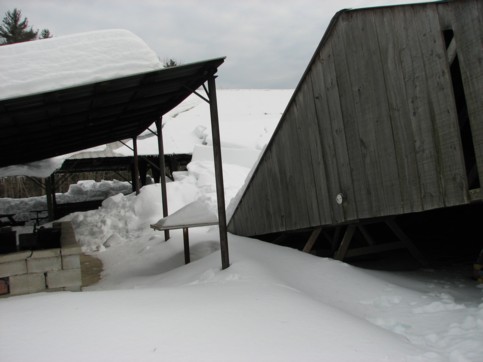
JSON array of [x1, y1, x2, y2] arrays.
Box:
[[114, 88, 293, 155], [0, 180, 132, 225], [0, 29, 163, 101], [0, 88, 292, 178], [63, 145, 251, 252], [1, 90, 482, 361], [2, 142, 483, 361], [2, 228, 482, 361]]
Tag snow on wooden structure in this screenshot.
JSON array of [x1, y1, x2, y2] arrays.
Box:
[[0, 29, 230, 269], [228, 0, 483, 261], [151, 199, 218, 264]]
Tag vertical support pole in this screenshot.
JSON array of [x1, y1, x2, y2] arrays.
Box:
[[208, 75, 230, 270], [133, 136, 140, 195], [183, 227, 190, 264], [155, 118, 170, 241], [335, 225, 356, 261], [45, 175, 54, 221]]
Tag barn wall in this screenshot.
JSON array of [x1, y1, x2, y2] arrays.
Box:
[[229, 1, 480, 237]]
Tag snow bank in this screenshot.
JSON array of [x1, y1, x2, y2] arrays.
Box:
[[114, 89, 293, 155], [1, 86, 481, 361], [62, 144, 252, 251], [0, 157, 66, 178], [2, 229, 482, 361], [0, 89, 292, 177], [0, 29, 163, 101]]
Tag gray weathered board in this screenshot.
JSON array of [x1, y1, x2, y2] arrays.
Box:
[[228, 1, 482, 237]]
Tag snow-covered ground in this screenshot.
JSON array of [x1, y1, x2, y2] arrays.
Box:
[[1, 135, 483, 361], [1, 30, 482, 362], [2, 193, 483, 361]]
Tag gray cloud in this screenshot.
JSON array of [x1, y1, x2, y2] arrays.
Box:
[[0, 0, 435, 88]]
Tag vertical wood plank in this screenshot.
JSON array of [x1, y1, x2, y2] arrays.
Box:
[[311, 51, 357, 225], [264, 148, 285, 232], [350, 11, 402, 217], [450, 0, 483, 193], [331, 13, 375, 220], [273, 113, 295, 231], [414, 5, 467, 206], [301, 73, 334, 225], [283, 103, 311, 230], [292, 97, 321, 228], [399, 6, 444, 210], [373, 7, 423, 213]]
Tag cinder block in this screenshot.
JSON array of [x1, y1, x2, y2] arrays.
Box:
[[31, 248, 61, 258], [27, 256, 61, 273], [46, 269, 81, 289], [0, 251, 31, 263], [61, 245, 82, 256], [55, 222, 78, 248], [9, 273, 46, 295], [0, 260, 27, 278], [62, 255, 80, 270]]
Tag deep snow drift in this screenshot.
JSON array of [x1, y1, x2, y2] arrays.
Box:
[[2, 23, 482, 362], [0, 29, 163, 101], [1, 144, 482, 361], [0, 85, 482, 360]]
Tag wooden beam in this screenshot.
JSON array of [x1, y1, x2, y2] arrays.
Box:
[[303, 227, 322, 253], [335, 225, 356, 261], [208, 75, 230, 270], [155, 118, 170, 241], [358, 224, 376, 246], [386, 218, 427, 266], [345, 241, 406, 258], [447, 37, 457, 65]]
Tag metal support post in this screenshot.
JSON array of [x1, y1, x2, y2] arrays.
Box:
[[208, 75, 230, 269], [133, 135, 140, 195], [155, 118, 170, 241]]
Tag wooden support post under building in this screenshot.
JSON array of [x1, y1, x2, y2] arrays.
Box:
[[386, 218, 427, 266], [208, 75, 230, 270], [303, 227, 322, 253], [132, 135, 140, 195], [335, 225, 356, 261], [155, 118, 170, 241]]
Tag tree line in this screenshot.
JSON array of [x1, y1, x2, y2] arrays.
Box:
[[0, 8, 180, 68], [0, 8, 51, 45]]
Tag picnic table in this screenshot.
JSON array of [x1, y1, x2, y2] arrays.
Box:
[[150, 200, 218, 264], [29, 209, 49, 231], [0, 213, 25, 227]]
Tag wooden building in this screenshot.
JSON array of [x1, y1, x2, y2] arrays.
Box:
[[228, 0, 483, 262]]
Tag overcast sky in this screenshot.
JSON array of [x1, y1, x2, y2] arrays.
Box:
[[1, 0, 434, 89]]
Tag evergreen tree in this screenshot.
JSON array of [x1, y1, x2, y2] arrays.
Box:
[[0, 8, 51, 45], [39, 28, 52, 40], [163, 58, 179, 68]]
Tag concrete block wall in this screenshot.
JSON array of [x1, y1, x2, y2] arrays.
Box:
[[0, 221, 82, 297]]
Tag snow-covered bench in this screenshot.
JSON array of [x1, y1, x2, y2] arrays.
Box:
[[150, 200, 218, 264]]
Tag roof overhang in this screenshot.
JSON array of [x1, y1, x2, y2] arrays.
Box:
[[0, 57, 225, 168]]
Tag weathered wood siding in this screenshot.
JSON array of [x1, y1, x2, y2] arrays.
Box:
[[228, 1, 481, 237], [448, 0, 483, 195]]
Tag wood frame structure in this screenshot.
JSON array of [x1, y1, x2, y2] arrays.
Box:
[[1, 57, 230, 269], [228, 0, 483, 262]]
